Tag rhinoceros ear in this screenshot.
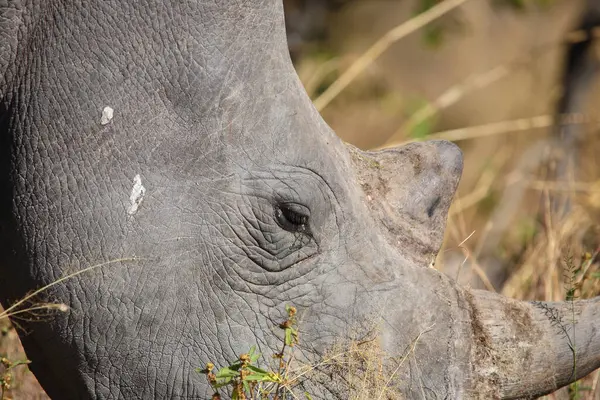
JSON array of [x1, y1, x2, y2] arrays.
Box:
[[349, 140, 463, 266]]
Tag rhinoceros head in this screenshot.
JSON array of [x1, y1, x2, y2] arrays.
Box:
[[0, 1, 599, 399]]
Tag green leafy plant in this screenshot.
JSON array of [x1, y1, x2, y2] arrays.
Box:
[[199, 305, 303, 400]]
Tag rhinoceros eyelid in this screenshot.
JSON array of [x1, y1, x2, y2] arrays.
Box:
[[274, 203, 311, 234]]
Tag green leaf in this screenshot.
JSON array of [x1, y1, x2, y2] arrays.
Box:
[[9, 359, 30, 368], [305, 392, 314, 400], [213, 378, 233, 389], [245, 372, 281, 383], [244, 374, 270, 382], [246, 365, 270, 375], [285, 328, 293, 346], [248, 346, 261, 363], [216, 367, 240, 379]]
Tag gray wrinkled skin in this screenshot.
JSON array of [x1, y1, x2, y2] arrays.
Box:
[[3, 1, 598, 399]]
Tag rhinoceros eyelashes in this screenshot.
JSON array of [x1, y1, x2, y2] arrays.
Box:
[[275, 203, 311, 234]]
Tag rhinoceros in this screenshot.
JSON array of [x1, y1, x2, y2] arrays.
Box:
[[1, 1, 599, 399]]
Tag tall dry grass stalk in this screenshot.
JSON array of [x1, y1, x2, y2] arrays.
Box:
[[1, 257, 139, 322]]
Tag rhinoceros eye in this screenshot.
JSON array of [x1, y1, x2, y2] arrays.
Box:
[[275, 203, 310, 234]]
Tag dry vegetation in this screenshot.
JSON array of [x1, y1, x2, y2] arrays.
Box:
[[4, 0, 600, 398]]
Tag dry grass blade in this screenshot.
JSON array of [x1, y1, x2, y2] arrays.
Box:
[[591, 369, 600, 397], [528, 180, 600, 193], [376, 26, 598, 148], [312, 0, 472, 111], [303, 58, 340, 98], [0, 258, 139, 399], [0, 257, 140, 320], [501, 206, 592, 300], [385, 65, 510, 146], [428, 113, 594, 143], [285, 347, 363, 386], [454, 232, 497, 292], [429, 115, 549, 142], [284, 328, 387, 398], [449, 148, 508, 216], [282, 318, 433, 399], [376, 113, 590, 150], [376, 324, 434, 400]]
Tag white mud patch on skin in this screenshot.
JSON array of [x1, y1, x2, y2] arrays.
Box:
[[128, 174, 146, 215], [101, 106, 114, 125]]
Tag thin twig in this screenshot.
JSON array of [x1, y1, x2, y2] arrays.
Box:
[[528, 180, 600, 192], [459, 241, 497, 292], [376, 324, 434, 400], [391, 65, 510, 143], [450, 166, 499, 216], [2, 304, 69, 319], [1, 257, 140, 319], [285, 349, 362, 385]]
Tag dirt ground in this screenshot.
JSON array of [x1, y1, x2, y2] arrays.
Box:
[[4, 0, 600, 398], [0, 311, 48, 399]]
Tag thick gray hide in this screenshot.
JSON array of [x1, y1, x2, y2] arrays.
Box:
[[1, 1, 600, 399]]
